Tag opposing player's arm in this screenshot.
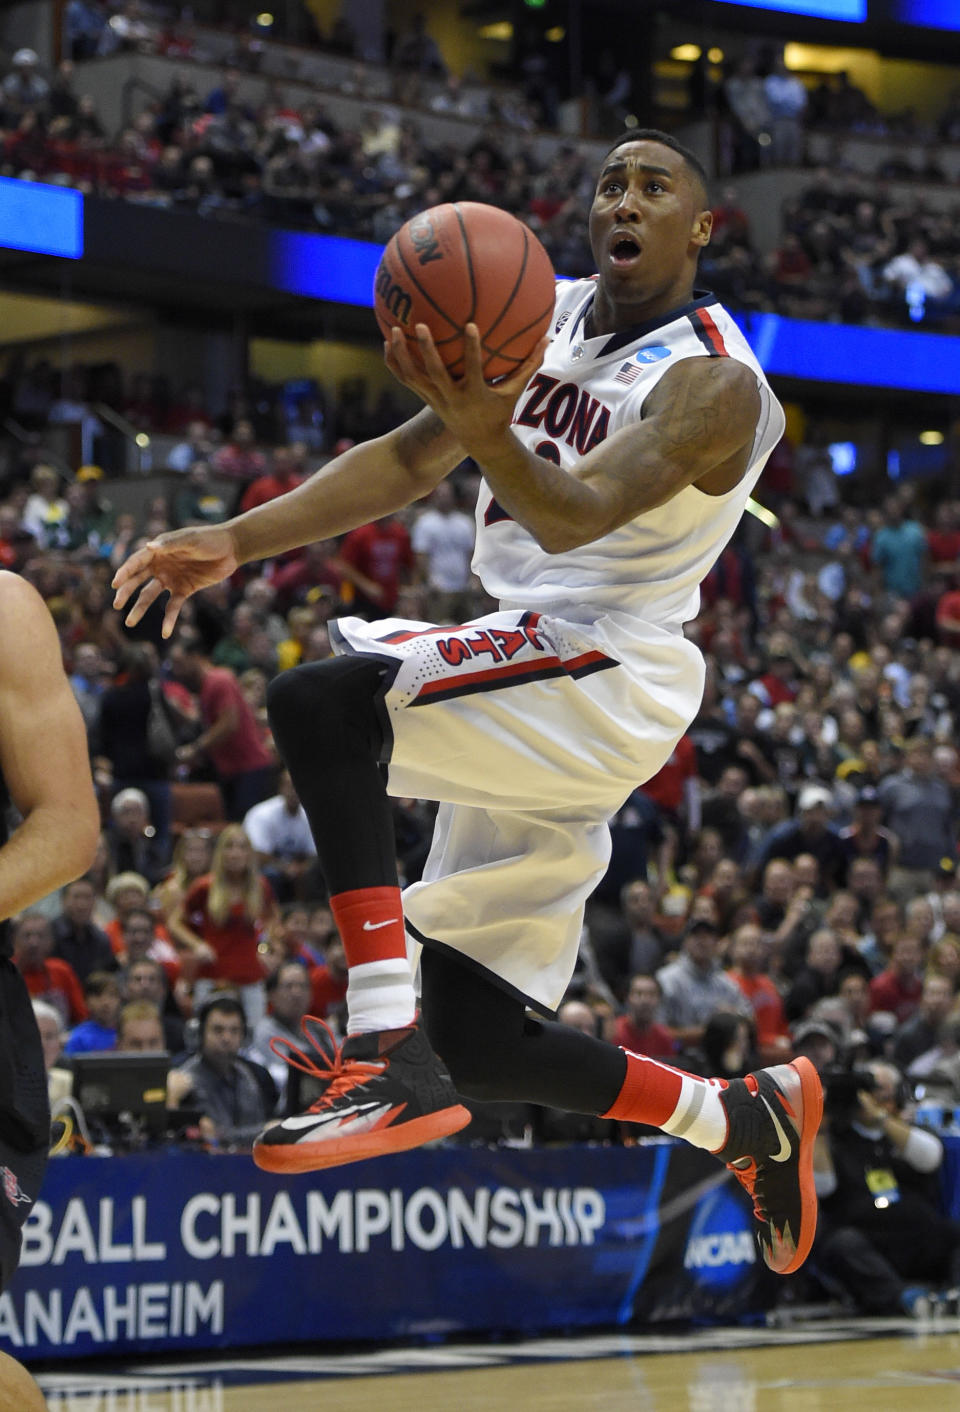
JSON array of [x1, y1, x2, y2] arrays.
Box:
[[0, 573, 100, 919], [477, 357, 762, 553]]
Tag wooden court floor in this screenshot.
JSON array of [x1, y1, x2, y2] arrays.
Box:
[[31, 1325, 960, 1412]]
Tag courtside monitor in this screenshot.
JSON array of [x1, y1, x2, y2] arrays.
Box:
[[72, 1051, 171, 1133]]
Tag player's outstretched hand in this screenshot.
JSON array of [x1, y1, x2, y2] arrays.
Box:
[[385, 322, 548, 457], [111, 525, 240, 639]]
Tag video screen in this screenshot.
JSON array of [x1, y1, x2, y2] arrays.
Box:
[[711, 0, 867, 20]]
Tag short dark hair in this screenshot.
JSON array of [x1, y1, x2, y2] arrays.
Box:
[[266, 959, 310, 993], [200, 994, 246, 1037], [603, 128, 709, 204], [84, 970, 120, 999]]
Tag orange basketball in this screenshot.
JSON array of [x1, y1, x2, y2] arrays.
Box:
[[374, 202, 556, 381]]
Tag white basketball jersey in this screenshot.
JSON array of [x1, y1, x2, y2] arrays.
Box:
[[472, 278, 785, 632]]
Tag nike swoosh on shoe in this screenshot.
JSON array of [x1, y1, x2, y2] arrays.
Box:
[[281, 1102, 386, 1131], [760, 1095, 793, 1162]]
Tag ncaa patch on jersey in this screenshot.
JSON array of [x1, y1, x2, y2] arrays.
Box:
[[635, 345, 672, 363]]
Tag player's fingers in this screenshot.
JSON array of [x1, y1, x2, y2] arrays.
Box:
[[112, 573, 150, 613], [123, 577, 165, 628], [161, 594, 186, 640], [414, 324, 450, 382], [111, 545, 154, 592], [462, 324, 485, 384], [387, 328, 427, 389]]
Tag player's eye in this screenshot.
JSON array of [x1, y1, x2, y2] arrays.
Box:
[[646, 180, 665, 194]]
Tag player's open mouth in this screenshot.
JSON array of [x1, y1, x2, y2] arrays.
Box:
[[609, 234, 642, 266]]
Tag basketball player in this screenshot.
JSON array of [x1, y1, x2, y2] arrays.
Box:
[[113, 131, 822, 1275], [0, 571, 99, 1407]]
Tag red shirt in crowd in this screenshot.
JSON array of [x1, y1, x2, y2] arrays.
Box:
[[199, 667, 274, 779], [212, 444, 267, 481], [641, 736, 698, 815], [758, 673, 796, 706], [936, 588, 960, 647], [928, 529, 960, 567], [339, 519, 414, 612], [612, 1015, 677, 1059], [309, 962, 348, 1019], [184, 875, 274, 986], [727, 970, 789, 1049], [239, 471, 305, 514], [18, 958, 88, 1027], [869, 968, 923, 1024]]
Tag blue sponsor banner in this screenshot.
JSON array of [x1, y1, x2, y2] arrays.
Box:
[[0, 1143, 767, 1360], [269, 230, 383, 306], [895, 0, 960, 29], [734, 311, 960, 395], [712, 0, 866, 19], [0, 177, 83, 259]]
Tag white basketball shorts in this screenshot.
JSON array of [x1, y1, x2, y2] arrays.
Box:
[[330, 608, 704, 1014]]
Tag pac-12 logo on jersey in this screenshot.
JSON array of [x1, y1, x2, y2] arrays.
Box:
[[555, 310, 572, 334]]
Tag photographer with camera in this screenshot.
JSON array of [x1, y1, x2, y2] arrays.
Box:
[[814, 1058, 960, 1314]]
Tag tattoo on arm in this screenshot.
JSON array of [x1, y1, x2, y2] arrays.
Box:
[[395, 409, 463, 480], [645, 360, 758, 466]]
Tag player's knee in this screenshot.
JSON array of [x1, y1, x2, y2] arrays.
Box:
[[265, 662, 316, 740], [267, 656, 386, 763]]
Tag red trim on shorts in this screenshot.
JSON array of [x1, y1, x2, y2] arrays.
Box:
[[410, 648, 614, 705]]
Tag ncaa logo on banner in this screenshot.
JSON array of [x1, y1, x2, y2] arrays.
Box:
[[683, 1186, 756, 1291]]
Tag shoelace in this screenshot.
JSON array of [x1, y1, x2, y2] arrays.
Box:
[[726, 1156, 768, 1222], [270, 1014, 385, 1112]]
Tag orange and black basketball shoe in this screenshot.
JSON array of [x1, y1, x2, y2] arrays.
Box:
[[716, 1057, 824, 1275], [252, 1016, 471, 1174]]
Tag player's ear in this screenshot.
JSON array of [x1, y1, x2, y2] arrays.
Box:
[[692, 208, 713, 247]]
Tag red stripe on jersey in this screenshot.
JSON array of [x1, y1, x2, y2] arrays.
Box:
[[696, 307, 729, 357]]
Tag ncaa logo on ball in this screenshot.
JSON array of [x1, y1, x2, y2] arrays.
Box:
[[409, 213, 444, 266], [375, 262, 413, 325]]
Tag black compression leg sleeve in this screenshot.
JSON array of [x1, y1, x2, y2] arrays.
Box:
[[265, 656, 397, 895], [420, 947, 627, 1114]]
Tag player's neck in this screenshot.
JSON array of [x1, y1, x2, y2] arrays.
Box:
[[586, 281, 698, 339]]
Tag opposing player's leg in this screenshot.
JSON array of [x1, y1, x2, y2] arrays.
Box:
[[419, 949, 821, 1277], [0, 960, 53, 1291]]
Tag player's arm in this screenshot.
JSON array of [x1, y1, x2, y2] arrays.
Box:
[[233, 407, 468, 558], [0, 573, 100, 919], [113, 408, 468, 636], [388, 326, 762, 554]]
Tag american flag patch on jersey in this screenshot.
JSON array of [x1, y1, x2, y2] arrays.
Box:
[[614, 361, 642, 386]]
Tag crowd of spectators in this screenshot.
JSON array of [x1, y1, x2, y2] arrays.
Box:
[[3, 371, 960, 1189], [703, 173, 960, 330], [4, 0, 960, 1314], [3, 19, 960, 324]]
